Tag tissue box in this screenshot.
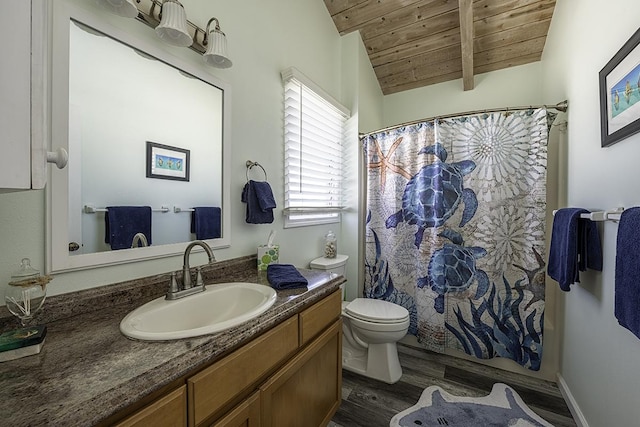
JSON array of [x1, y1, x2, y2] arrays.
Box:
[[257, 245, 279, 271]]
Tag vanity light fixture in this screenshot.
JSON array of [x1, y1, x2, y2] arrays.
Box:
[[203, 17, 232, 69], [154, 0, 193, 47], [95, 0, 139, 18], [94, 0, 232, 67]]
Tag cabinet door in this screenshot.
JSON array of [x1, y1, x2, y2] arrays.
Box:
[[0, 0, 31, 190], [210, 391, 260, 427], [115, 385, 187, 427], [259, 320, 342, 427]]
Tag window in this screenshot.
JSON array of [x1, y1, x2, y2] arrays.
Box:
[[281, 67, 350, 228]]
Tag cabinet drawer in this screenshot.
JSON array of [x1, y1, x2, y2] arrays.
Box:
[[299, 290, 341, 346], [115, 385, 187, 427], [188, 316, 298, 426]]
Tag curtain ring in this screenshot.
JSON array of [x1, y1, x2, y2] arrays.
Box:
[[246, 160, 267, 181]]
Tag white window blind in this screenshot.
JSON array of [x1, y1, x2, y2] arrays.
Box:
[[282, 68, 349, 227]]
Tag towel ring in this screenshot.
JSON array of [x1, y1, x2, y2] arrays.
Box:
[[246, 160, 267, 181]]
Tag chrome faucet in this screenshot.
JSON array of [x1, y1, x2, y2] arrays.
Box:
[[166, 240, 216, 300], [131, 232, 148, 248]]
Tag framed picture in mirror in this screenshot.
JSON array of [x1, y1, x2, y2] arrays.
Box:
[[146, 141, 190, 181]]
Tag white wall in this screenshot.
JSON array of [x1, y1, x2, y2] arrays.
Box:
[[340, 32, 384, 300], [383, 61, 545, 126], [0, 0, 371, 296], [542, 1, 640, 426]]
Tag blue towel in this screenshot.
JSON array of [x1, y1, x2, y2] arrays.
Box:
[[615, 207, 640, 339], [547, 208, 602, 291], [190, 207, 221, 240], [253, 181, 276, 211], [241, 180, 275, 224], [267, 264, 308, 290], [105, 206, 152, 250]]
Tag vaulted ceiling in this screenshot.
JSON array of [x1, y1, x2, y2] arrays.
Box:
[[322, 0, 556, 94]]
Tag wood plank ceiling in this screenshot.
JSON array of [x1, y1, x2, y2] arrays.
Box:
[[322, 0, 557, 94]]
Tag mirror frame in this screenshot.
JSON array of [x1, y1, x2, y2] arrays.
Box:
[[47, 4, 231, 273]]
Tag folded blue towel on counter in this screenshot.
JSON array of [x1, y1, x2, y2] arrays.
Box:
[[615, 207, 640, 339], [105, 206, 152, 250], [190, 207, 221, 240], [547, 208, 602, 291], [267, 264, 308, 290], [241, 180, 275, 224]]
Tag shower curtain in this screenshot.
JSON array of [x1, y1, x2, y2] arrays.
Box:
[[363, 108, 553, 371]]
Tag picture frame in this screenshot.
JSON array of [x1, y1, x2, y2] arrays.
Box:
[[599, 27, 640, 147], [146, 141, 190, 181]]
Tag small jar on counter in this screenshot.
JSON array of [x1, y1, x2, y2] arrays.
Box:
[[323, 230, 337, 258]]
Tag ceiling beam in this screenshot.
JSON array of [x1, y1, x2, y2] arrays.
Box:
[[458, 0, 474, 90]]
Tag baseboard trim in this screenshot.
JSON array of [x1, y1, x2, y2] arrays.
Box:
[[556, 373, 588, 427]]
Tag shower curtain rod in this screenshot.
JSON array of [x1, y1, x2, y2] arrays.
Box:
[[358, 100, 568, 138]]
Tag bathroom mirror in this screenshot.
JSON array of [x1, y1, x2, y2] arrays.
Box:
[[48, 6, 231, 273]]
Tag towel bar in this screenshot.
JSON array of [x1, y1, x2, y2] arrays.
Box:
[[83, 205, 169, 214], [551, 207, 624, 222]]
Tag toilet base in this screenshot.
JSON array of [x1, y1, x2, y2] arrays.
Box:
[[342, 342, 403, 384]]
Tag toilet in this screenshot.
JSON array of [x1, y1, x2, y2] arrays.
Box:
[[309, 255, 410, 384]]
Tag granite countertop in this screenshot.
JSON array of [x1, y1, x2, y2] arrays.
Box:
[[0, 256, 344, 426]]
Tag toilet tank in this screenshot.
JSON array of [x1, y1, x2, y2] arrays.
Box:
[[309, 254, 349, 277]]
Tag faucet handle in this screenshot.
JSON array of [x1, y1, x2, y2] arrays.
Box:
[[169, 272, 180, 293], [195, 267, 205, 287]]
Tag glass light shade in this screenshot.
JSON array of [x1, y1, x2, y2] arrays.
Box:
[[95, 0, 139, 18], [155, 1, 193, 47], [203, 29, 232, 69]]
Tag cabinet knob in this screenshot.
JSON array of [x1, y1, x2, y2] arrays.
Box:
[[46, 147, 69, 169]]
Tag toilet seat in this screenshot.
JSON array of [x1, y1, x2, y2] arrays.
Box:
[[344, 298, 409, 324]]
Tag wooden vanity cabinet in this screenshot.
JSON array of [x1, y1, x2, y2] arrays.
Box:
[[108, 290, 342, 427]]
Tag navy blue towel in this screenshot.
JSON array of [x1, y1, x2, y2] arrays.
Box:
[[615, 207, 640, 339], [105, 206, 152, 250], [190, 207, 221, 240], [241, 180, 275, 224], [267, 264, 308, 290], [548, 208, 602, 291]]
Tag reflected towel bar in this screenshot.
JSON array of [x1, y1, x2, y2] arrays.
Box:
[[83, 205, 169, 214], [174, 207, 195, 213]]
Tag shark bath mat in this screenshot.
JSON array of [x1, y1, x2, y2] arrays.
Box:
[[390, 383, 553, 427]]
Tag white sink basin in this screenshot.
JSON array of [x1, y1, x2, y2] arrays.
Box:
[[120, 282, 277, 341]]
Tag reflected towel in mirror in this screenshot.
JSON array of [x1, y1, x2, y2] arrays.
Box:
[[105, 206, 152, 250], [190, 207, 221, 240]]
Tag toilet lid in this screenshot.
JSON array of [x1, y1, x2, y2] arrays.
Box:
[[345, 298, 409, 323]]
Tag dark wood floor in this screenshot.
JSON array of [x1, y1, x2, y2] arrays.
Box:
[[330, 343, 576, 427]]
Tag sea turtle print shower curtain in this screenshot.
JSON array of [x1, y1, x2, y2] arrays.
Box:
[[362, 108, 552, 370]]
